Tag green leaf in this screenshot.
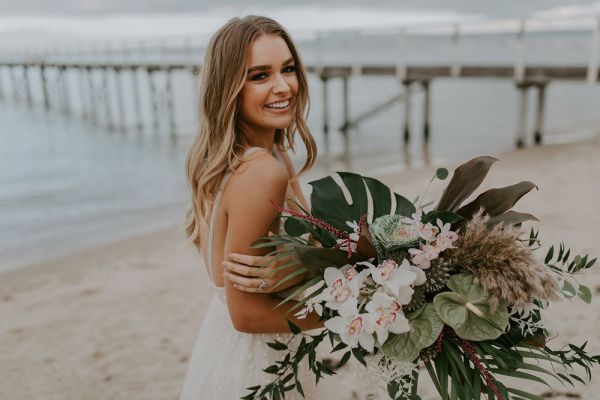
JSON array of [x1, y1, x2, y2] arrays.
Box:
[[425, 361, 444, 397], [578, 284, 592, 303], [263, 365, 279, 374], [506, 388, 545, 400], [485, 210, 539, 227], [433, 274, 509, 341], [274, 275, 321, 310], [294, 244, 365, 274], [287, 320, 301, 334], [421, 211, 464, 225], [267, 341, 288, 351], [309, 172, 415, 233], [352, 348, 367, 368], [381, 304, 444, 362], [545, 246, 554, 264], [561, 280, 577, 298], [436, 168, 449, 180], [337, 351, 352, 368], [435, 156, 498, 212], [457, 181, 537, 219]]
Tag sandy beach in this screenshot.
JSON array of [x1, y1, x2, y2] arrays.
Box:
[[1, 136, 599, 400]]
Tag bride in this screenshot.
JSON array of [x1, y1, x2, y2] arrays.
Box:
[[179, 15, 326, 399]]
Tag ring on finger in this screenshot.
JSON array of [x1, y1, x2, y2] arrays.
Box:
[[258, 278, 269, 290]]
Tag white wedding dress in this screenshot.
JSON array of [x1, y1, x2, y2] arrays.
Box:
[[179, 147, 320, 400]]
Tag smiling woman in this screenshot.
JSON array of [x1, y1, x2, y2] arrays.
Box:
[[179, 15, 326, 400], [238, 36, 299, 149]]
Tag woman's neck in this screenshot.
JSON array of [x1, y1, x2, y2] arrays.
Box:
[[238, 124, 276, 150]]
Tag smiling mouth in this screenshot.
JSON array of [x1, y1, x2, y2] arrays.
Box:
[[265, 98, 291, 110]]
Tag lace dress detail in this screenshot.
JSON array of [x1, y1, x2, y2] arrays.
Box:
[[179, 147, 319, 400]]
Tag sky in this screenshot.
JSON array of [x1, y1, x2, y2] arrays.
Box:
[[1, 1, 600, 44], [0, 0, 598, 18]]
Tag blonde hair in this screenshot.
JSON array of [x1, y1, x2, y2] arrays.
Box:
[[184, 15, 317, 248]]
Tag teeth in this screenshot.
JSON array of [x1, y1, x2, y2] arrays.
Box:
[[265, 99, 290, 109]]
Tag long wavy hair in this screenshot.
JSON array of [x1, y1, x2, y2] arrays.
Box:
[[184, 15, 317, 248]]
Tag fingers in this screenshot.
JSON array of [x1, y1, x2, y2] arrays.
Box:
[[222, 260, 263, 277], [226, 252, 269, 267], [222, 272, 270, 293]]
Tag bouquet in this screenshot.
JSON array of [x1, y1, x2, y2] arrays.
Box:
[[243, 156, 599, 400]]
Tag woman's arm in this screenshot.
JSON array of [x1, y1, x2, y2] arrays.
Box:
[[223, 148, 313, 293], [222, 152, 322, 333]]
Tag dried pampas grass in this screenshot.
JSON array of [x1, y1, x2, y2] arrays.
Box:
[[445, 211, 558, 312]]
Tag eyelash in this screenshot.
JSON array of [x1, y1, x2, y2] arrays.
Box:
[[251, 65, 296, 81]]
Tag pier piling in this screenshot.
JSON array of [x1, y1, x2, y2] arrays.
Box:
[[534, 83, 547, 145], [516, 82, 529, 148], [402, 80, 412, 148]]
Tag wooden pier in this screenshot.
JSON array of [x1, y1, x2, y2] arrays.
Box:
[[2, 16, 600, 157], [0, 60, 597, 154]]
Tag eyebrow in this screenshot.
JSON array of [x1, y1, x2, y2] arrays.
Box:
[[247, 57, 294, 74]]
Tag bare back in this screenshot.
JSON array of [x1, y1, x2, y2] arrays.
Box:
[[199, 146, 306, 287]]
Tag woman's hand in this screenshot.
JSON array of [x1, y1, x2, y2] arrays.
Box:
[[222, 252, 305, 294]]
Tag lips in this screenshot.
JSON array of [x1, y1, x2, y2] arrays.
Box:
[[265, 98, 291, 110]]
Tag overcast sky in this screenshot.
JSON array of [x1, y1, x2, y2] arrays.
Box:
[[1, 0, 599, 18]]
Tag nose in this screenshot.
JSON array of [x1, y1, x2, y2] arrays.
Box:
[[272, 72, 291, 95]]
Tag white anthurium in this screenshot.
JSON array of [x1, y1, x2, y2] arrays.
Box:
[[365, 290, 411, 344], [321, 266, 366, 310], [324, 297, 375, 352], [368, 259, 417, 301]]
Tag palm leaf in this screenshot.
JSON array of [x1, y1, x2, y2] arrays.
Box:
[[436, 156, 498, 212], [457, 181, 537, 219]]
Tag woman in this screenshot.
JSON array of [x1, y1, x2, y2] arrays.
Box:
[[180, 15, 324, 399]]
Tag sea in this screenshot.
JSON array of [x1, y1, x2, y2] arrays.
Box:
[[2, 3, 600, 271]]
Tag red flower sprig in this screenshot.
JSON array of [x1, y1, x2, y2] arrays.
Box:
[[268, 199, 356, 258], [442, 329, 504, 400]]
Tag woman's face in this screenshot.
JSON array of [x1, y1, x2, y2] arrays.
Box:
[[238, 34, 299, 139]]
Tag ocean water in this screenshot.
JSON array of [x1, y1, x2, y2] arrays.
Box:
[[2, 24, 600, 271]]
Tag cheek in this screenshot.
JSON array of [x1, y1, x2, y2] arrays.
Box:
[[288, 76, 299, 95]]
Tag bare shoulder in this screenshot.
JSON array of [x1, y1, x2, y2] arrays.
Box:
[[227, 150, 289, 193]]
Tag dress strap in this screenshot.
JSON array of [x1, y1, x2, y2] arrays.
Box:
[[205, 146, 275, 285]]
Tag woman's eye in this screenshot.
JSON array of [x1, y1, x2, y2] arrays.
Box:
[[284, 65, 296, 73], [251, 73, 268, 81]]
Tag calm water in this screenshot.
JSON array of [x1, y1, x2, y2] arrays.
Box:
[[2, 29, 600, 271]]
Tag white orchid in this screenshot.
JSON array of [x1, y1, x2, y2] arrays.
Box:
[[365, 259, 416, 302], [398, 259, 427, 286], [416, 222, 439, 242], [365, 291, 411, 344], [434, 218, 459, 251], [401, 210, 424, 227], [408, 243, 439, 269], [324, 297, 375, 352], [320, 266, 366, 310]]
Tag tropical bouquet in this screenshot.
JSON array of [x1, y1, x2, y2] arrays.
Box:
[[243, 156, 599, 400]]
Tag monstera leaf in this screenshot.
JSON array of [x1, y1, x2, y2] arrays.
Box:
[[309, 172, 415, 234], [381, 304, 444, 362], [433, 274, 509, 341]]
